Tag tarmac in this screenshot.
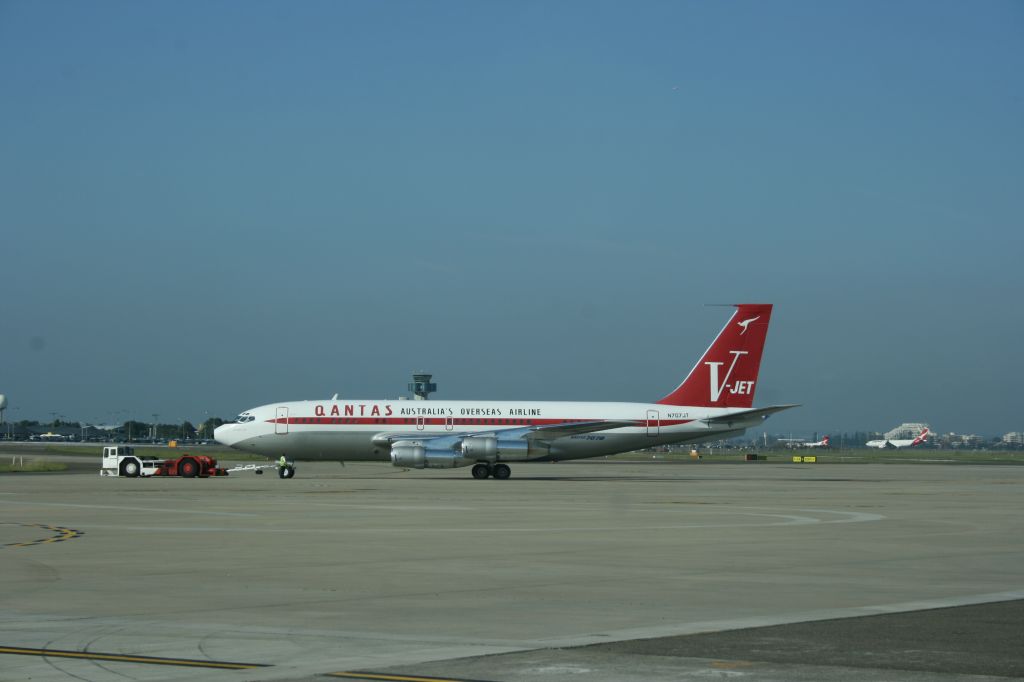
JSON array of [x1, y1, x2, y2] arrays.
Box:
[[1, 455, 1022, 681]]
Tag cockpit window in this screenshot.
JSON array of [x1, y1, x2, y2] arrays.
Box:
[[235, 414, 255, 423]]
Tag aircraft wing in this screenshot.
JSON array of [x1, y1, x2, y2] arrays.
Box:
[[525, 420, 637, 443], [373, 420, 636, 450], [700, 404, 800, 427], [376, 409, 796, 450]]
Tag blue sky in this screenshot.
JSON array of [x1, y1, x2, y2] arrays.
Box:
[[1, 1, 1022, 436]]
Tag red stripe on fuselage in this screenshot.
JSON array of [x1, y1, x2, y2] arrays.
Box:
[[264, 417, 694, 428]]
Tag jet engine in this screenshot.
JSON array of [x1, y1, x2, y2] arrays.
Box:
[[390, 441, 470, 469], [459, 436, 531, 461]]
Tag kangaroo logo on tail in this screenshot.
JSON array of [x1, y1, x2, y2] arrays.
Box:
[[737, 316, 760, 334]]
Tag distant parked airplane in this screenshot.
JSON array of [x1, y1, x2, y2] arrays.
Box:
[[216, 304, 798, 479], [866, 428, 929, 449], [800, 435, 830, 448]]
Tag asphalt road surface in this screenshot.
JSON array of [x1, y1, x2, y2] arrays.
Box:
[[1, 457, 1021, 681]]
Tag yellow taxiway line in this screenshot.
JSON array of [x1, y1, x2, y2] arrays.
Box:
[[0, 645, 267, 670]]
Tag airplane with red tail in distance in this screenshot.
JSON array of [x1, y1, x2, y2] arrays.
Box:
[[214, 304, 798, 479], [865, 427, 930, 449], [800, 435, 830, 448]]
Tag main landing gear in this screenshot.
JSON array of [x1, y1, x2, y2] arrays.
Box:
[[471, 463, 511, 480]]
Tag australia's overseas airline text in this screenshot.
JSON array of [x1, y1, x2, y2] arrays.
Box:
[[313, 404, 544, 417]]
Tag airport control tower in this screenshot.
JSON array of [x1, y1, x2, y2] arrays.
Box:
[[408, 373, 436, 400]]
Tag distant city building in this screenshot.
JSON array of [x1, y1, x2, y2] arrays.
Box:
[[884, 422, 931, 440], [1002, 432, 1024, 446], [944, 432, 985, 448]]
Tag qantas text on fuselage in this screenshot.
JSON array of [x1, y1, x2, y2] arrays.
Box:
[[214, 304, 797, 479]]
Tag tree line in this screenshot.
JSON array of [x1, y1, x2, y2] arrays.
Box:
[[9, 417, 228, 440]]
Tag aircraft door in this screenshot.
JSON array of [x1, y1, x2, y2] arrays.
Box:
[[445, 416, 454, 431], [416, 416, 425, 431], [646, 409, 659, 436], [275, 406, 289, 435]]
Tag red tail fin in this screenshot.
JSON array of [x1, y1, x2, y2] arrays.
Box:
[[912, 428, 930, 446], [657, 304, 774, 408], [822, 435, 830, 446]]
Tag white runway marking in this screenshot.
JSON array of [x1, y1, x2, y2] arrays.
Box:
[[74, 508, 884, 534]]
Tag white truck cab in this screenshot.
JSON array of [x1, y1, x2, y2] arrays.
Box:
[[100, 445, 161, 477]]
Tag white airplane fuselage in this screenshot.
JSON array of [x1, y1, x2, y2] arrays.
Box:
[[866, 438, 919, 449], [865, 428, 929, 449], [214, 399, 763, 463]]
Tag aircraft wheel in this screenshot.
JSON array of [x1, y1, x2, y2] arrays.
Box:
[[471, 463, 491, 479], [179, 458, 198, 478], [121, 459, 140, 478], [279, 465, 295, 479], [492, 463, 511, 480]]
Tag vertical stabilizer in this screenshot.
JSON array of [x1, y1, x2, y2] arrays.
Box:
[[657, 304, 774, 408]]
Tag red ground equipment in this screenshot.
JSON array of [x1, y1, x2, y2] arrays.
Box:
[[101, 446, 229, 478]]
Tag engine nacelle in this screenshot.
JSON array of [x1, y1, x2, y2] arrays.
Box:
[[390, 441, 468, 469], [460, 436, 496, 458], [460, 436, 531, 461]]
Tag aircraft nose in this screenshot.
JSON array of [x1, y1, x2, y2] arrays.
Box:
[[214, 423, 236, 446]]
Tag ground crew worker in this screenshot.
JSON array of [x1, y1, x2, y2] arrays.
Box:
[[278, 455, 287, 468]]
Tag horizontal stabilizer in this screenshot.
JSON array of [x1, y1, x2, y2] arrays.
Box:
[[701, 404, 800, 427]]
